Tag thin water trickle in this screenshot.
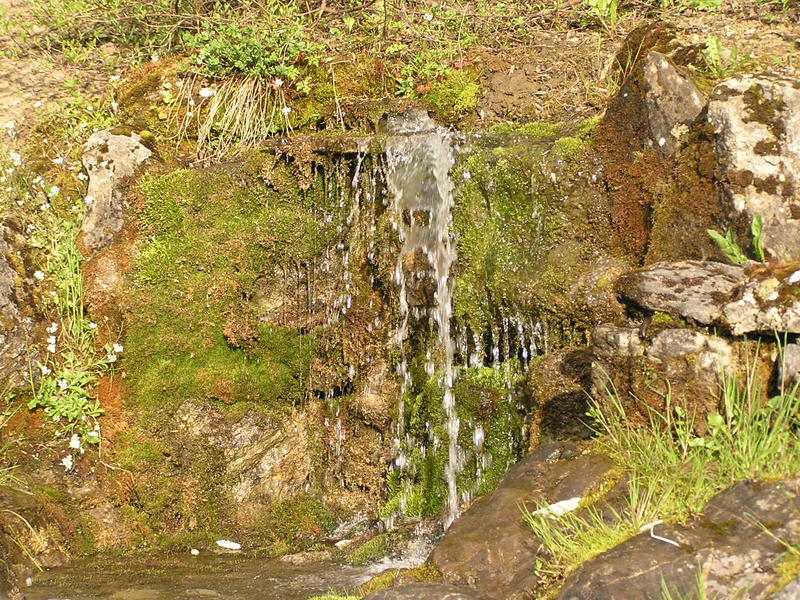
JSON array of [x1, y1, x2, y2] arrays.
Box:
[[384, 110, 461, 529]]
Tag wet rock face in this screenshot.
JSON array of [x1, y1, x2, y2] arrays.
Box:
[[432, 442, 614, 600], [558, 479, 800, 600], [708, 75, 800, 260], [175, 400, 312, 505], [80, 130, 152, 256], [0, 216, 42, 388], [642, 51, 705, 156], [363, 583, 490, 600], [616, 260, 745, 325]]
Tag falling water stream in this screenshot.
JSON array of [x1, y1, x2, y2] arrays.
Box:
[[383, 111, 461, 529]]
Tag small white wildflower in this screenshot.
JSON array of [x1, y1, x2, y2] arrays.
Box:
[[46, 322, 58, 333], [112, 343, 124, 353], [47, 344, 57, 353], [106, 353, 117, 362], [34, 101, 43, 108], [69, 433, 81, 449], [0, 176, 5, 184], [111, 101, 119, 112], [190, 548, 200, 556], [77, 172, 88, 181], [61, 455, 74, 471], [15, 199, 23, 205], [89, 322, 97, 329], [87, 430, 99, 439], [52, 157, 64, 165], [9, 151, 21, 166], [86, 105, 94, 112], [198, 87, 215, 98], [188, 99, 196, 107], [110, 74, 121, 82], [47, 336, 57, 345], [273, 78, 284, 88], [58, 379, 68, 390], [423, 12, 433, 21], [33, 270, 45, 280], [33, 175, 43, 185], [39, 364, 52, 376], [39, 203, 50, 211], [48, 185, 60, 197], [84, 195, 94, 205], [282, 106, 292, 116]]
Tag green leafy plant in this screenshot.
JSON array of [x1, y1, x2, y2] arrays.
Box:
[[706, 215, 767, 264], [699, 36, 751, 79], [586, 0, 620, 29]]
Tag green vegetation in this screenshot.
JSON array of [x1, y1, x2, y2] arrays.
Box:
[[707, 214, 766, 265], [697, 36, 752, 80], [0, 144, 119, 447], [527, 347, 800, 592]]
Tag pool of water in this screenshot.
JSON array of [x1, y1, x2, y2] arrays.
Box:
[[27, 554, 371, 600]]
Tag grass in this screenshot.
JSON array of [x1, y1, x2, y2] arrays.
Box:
[[526, 343, 800, 593]]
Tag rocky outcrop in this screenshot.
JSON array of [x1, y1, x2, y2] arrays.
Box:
[[617, 260, 800, 335], [616, 260, 745, 325], [432, 443, 614, 600], [0, 216, 43, 388], [80, 130, 152, 256], [558, 479, 800, 600], [708, 75, 800, 261], [591, 324, 734, 429], [642, 51, 705, 156], [363, 583, 490, 600]]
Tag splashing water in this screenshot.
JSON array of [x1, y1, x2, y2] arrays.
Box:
[[384, 110, 461, 528]]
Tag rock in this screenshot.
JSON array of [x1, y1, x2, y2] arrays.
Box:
[[778, 342, 800, 391], [527, 349, 594, 447], [558, 479, 800, 600], [707, 74, 800, 261], [363, 583, 490, 600], [722, 264, 800, 334], [591, 325, 734, 431], [642, 51, 705, 156], [80, 130, 152, 256], [0, 216, 42, 388], [432, 443, 614, 600], [616, 260, 745, 324], [774, 576, 800, 600]]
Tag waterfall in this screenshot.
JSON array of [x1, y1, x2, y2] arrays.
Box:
[[384, 111, 462, 529]]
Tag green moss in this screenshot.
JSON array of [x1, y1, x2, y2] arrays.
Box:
[[347, 532, 393, 566], [267, 494, 336, 553], [552, 136, 588, 159], [489, 121, 563, 137], [424, 69, 479, 121]]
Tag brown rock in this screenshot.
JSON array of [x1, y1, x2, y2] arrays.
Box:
[[363, 583, 489, 600], [432, 443, 614, 600]]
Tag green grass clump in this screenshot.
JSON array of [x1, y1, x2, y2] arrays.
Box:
[[346, 533, 392, 566], [424, 69, 479, 120], [527, 344, 800, 591]]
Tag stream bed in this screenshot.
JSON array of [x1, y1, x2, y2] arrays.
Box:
[[27, 554, 370, 600]]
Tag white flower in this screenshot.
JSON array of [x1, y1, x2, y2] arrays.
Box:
[[113, 343, 124, 353], [69, 433, 81, 449], [106, 353, 117, 362], [46, 322, 58, 333], [86, 105, 94, 112], [273, 78, 284, 88], [282, 106, 292, 116], [52, 157, 64, 165], [48, 185, 59, 197], [89, 322, 97, 329], [39, 203, 50, 211], [111, 102, 119, 112], [33, 270, 45, 280], [58, 379, 68, 390], [87, 430, 99, 439], [190, 548, 200, 556], [47, 335, 56, 344], [47, 344, 57, 354], [84, 195, 94, 205], [34, 101, 43, 108], [110, 74, 121, 82], [39, 364, 52, 376], [8, 151, 21, 166], [198, 87, 215, 98], [77, 172, 88, 181], [423, 12, 433, 21], [61, 455, 74, 471]]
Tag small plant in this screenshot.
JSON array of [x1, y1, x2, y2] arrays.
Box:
[[706, 214, 766, 264], [699, 36, 751, 79], [586, 0, 620, 29]]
